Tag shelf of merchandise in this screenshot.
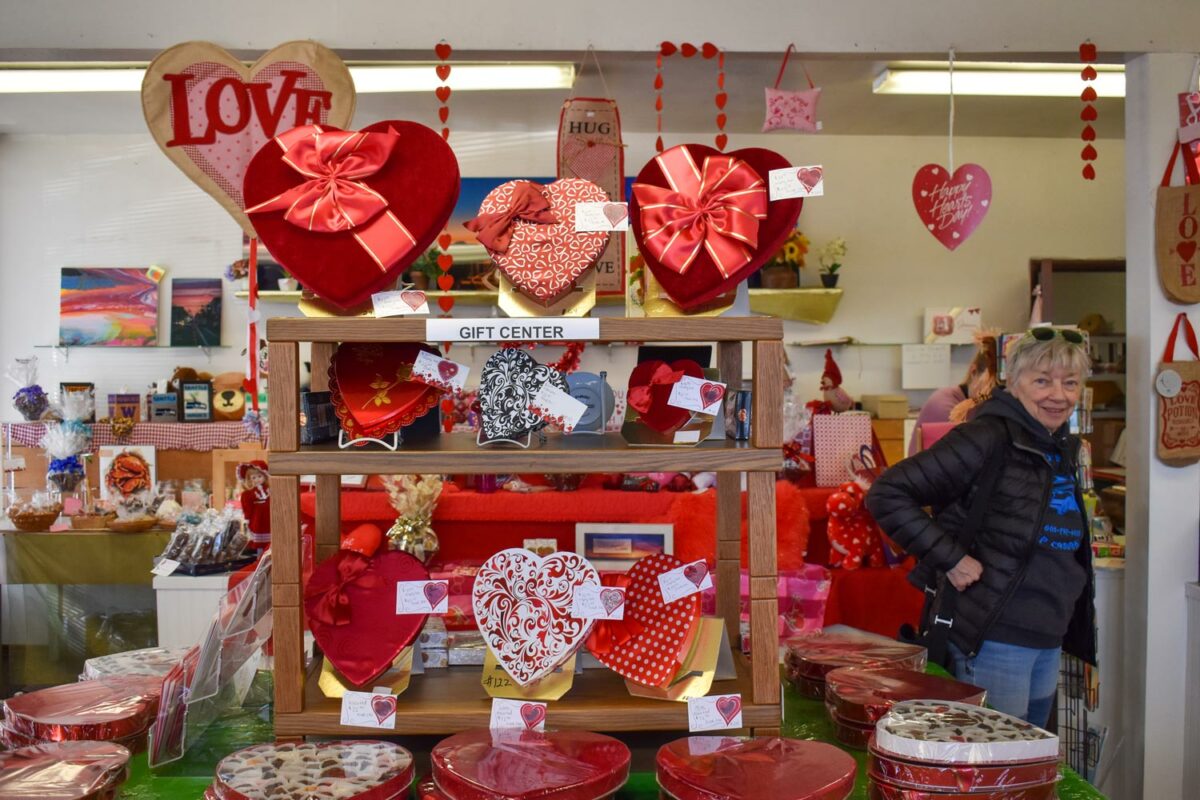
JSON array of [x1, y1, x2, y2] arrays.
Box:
[[238, 289, 627, 306], [266, 315, 785, 739]]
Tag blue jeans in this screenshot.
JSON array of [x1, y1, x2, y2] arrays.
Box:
[[949, 641, 1060, 727]]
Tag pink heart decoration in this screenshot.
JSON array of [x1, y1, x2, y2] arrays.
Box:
[[141, 41, 356, 235], [797, 167, 824, 192], [437, 361, 459, 382], [600, 588, 625, 615], [699, 382, 725, 408], [423, 581, 449, 609], [683, 561, 709, 588], [715, 695, 742, 725], [473, 549, 600, 686], [400, 290, 425, 310], [602, 202, 629, 227], [371, 694, 397, 724], [911, 164, 992, 251], [520, 703, 546, 730]]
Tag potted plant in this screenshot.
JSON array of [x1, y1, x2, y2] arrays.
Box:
[[817, 236, 846, 288], [407, 248, 442, 290], [760, 229, 809, 288]]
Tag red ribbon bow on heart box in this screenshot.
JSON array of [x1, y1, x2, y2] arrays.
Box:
[[304, 552, 381, 627], [463, 181, 558, 253], [628, 362, 686, 415], [633, 148, 768, 278]]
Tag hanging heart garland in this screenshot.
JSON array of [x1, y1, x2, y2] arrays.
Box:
[[655, 42, 725, 153], [435, 41, 456, 326], [1080, 41, 1097, 181]]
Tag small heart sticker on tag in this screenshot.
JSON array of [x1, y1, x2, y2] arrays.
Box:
[[603, 203, 629, 227], [699, 381, 725, 409], [371, 694, 397, 725], [423, 581, 449, 609], [520, 702, 547, 730], [600, 588, 625, 615], [683, 561, 708, 587], [715, 695, 742, 725]]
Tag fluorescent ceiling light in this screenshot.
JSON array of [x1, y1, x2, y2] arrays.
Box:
[[0, 62, 575, 93], [874, 61, 1124, 98]]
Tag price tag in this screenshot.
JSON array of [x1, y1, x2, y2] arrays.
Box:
[[340, 690, 397, 730], [412, 350, 469, 394], [667, 375, 726, 416], [373, 289, 430, 317], [768, 165, 825, 200], [152, 559, 180, 577], [575, 201, 629, 232], [490, 697, 546, 731], [687, 693, 743, 731], [658, 559, 712, 603], [571, 585, 625, 620], [529, 383, 587, 433], [397, 580, 449, 614]]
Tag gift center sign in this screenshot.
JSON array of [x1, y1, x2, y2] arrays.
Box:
[[426, 318, 599, 342]]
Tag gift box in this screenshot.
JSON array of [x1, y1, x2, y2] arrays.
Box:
[[656, 736, 856, 800], [739, 566, 832, 638], [81, 646, 189, 681], [783, 630, 926, 699], [0, 741, 132, 800], [447, 630, 486, 666], [212, 741, 414, 800], [300, 390, 340, 445], [431, 729, 630, 800], [868, 745, 1061, 794], [825, 667, 987, 725], [420, 647, 448, 669], [419, 617, 448, 649], [813, 413, 874, 487], [1, 676, 161, 745]]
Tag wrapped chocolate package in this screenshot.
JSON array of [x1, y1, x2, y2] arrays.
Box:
[[656, 736, 856, 800], [212, 741, 414, 800], [869, 745, 1061, 794], [0, 741, 131, 799], [431, 729, 630, 800], [82, 646, 190, 681], [784, 631, 926, 697], [825, 667, 986, 725], [2, 675, 161, 744], [873, 701, 1059, 765]]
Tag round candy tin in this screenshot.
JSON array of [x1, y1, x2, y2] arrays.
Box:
[[213, 740, 414, 800], [825, 667, 986, 724], [656, 736, 856, 800], [2, 676, 161, 743], [873, 701, 1059, 765]]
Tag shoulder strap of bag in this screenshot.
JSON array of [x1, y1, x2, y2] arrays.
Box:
[[1161, 140, 1200, 187], [1162, 312, 1200, 362], [773, 44, 815, 90]]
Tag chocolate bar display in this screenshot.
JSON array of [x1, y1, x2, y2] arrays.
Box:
[[0, 741, 131, 799], [784, 631, 926, 698], [825, 667, 987, 725], [873, 701, 1059, 765], [431, 729, 630, 800], [81, 646, 190, 680], [212, 741, 414, 800], [2, 676, 161, 746], [656, 736, 857, 800]]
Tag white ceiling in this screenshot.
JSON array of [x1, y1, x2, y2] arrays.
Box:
[[0, 52, 1124, 139]]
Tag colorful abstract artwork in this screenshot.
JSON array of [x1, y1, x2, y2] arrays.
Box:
[[59, 268, 158, 347], [170, 278, 222, 346]]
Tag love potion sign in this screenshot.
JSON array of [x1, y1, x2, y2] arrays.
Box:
[[142, 40, 356, 235], [911, 163, 992, 251]]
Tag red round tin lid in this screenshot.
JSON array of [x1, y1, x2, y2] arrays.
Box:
[[868, 745, 1060, 793], [431, 728, 631, 800], [868, 776, 1060, 800], [656, 736, 856, 800], [0, 741, 131, 799], [784, 633, 927, 680], [213, 740, 414, 800], [1, 676, 161, 742], [825, 667, 987, 724]]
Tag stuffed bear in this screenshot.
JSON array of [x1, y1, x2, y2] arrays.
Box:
[[826, 481, 885, 570], [168, 366, 213, 394], [211, 371, 247, 421]]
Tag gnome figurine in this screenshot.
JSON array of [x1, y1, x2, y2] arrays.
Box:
[[820, 349, 854, 413]]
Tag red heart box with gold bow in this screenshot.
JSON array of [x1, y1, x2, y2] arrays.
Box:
[[304, 547, 430, 688], [630, 144, 803, 310], [329, 342, 441, 440], [243, 120, 459, 310], [585, 553, 700, 688], [626, 359, 704, 433], [466, 179, 609, 306]]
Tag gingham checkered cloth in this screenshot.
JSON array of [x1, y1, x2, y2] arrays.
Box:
[[7, 421, 268, 452]]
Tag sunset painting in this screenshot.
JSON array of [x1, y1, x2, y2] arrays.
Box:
[[170, 278, 222, 346], [59, 268, 158, 347]]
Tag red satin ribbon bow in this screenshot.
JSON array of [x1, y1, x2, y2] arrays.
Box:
[[628, 362, 685, 414], [464, 181, 559, 253], [633, 147, 768, 277], [247, 125, 417, 271], [304, 552, 382, 627], [584, 575, 646, 656]]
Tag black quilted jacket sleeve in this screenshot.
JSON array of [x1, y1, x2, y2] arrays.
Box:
[[865, 417, 1007, 573]]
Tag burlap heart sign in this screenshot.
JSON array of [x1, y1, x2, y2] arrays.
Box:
[[142, 40, 356, 235]]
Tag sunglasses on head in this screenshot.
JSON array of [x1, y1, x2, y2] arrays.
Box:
[[1025, 327, 1085, 345]]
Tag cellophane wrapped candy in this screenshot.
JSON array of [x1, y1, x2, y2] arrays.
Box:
[[81, 646, 190, 681], [656, 736, 856, 800], [6, 357, 48, 421], [1, 676, 161, 753], [0, 741, 131, 799], [784, 630, 926, 699]]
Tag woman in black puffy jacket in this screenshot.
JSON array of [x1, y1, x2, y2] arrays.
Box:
[[865, 330, 1096, 726]]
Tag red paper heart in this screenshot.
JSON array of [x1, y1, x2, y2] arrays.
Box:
[[715, 92, 728, 109], [586, 554, 700, 688], [911, 163, 992, 251], [699, 381, 725, 408], [798, 166, 824, 192], [472, 179, 609, 306], [655, 135, 664, 152], [1081, 86, 1098, 102], [436, 64, 451, 81], [329, 342, 440, 439], [423, 581, 449, 608], [627, 359, 704, 433], [603, 203, 628, 227], [1081, 144, 1098, 161], [630, 144, 804, 309], [1081, 65, 1098, 81], [435, 42, 452, 61], [1081, 105, 1098, 121], [715, 133, 729, 150], [660, 42, 678, 56], [1178, 241, 1197, 262], [441, 127, 451, 141], [1079, 42, 1097, 62], [438, 295, 455, 312], [400, 290, 425, 310], [371, 694, 397, 724], [654, 73, 664, 90], [1082, 164, 1096, 180], [437, 274, 455, 291], [438, 233, 452, 250], [702, 42, 719, 59], [1081, 125, 1096, 141], [435, 85, 452, 103], [656, 96, 664, 112], [437, 360, 459, 381], [437, 253, 454, 271], [142, 41, 356, 236], [600, 588, 625, 614], [715, 695, 741, 724], [681, 43, 698, 58], [520, 703, 546, 730], [716, 113, 728, 129], [243, 120, 459, 309], [440, 398, 455, 414], [718, 72, 725, 89], [304, 549, 430, 687], [438, 106, 450, 123]]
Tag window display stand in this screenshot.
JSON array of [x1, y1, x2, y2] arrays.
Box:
[[266, 317, 785, 739]]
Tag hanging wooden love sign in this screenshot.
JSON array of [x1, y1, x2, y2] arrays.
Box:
[[1155, 141, 1200, 304], [911, 163, 992, 251]]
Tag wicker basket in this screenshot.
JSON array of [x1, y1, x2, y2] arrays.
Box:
[[71, 513, 116, 531], [7, 506, 64, 532], [106, 516, 158, 533]]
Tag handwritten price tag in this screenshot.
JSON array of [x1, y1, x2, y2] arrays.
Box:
[[571, 585, 625, 620], [528, 383, 587, 433], [575, 201, 629, 232], [397, 580, 449, 614], [687, 694, 743, 732], [658, 559, 713, 604], [667, 375, 726, 416], [340, 690, 397, 730], [151, 558, 180, 577], [490, 698, 546, 731], [769, 165, 825, 200], [412, 350, 469, 394], [372, 289, 430, 317]]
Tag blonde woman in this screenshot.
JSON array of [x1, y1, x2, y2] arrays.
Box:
[[867, 329, 1095, 726]]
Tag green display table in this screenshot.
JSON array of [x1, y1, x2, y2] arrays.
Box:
[[0, 529, 169, 585]]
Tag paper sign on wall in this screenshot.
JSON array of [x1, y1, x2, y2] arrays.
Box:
[[901, 344, 952, 390]]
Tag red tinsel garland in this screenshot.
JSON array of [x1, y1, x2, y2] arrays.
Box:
[[498, 341, 587, 374]]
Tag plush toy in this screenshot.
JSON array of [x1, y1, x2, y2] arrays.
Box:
[[168, 366, 213, 394], [237, 460, 271, 550], [826, 481, 885, 570], [820, 349, 854, 413], [211, 371, 247, 421]]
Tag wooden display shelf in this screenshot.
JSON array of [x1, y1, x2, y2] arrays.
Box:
[[277, 654, 777, 737], [269, 435, 781, 475]]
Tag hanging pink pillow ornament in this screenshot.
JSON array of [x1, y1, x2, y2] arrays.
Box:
[[763, 44, 822, 133]]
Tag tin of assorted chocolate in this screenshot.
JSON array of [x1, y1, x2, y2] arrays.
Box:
[[431, 729, 631, 800], [827, 710, 876, 750], [785, 632, 928, 683], [0, 741, 131, 800], [655, 736, 857, 800], [825, 667, 987, 725], [1, 676, 161, 744], [873, 701, 1060, 765], [212, 741, 414, 800], [867, 778, 1060, 800], [868, 744, 1061, 793]]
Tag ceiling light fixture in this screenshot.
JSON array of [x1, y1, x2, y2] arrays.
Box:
[[873, 61, 1124, 98], [0, 62, 576, 93]]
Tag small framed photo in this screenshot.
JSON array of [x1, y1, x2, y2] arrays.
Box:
[[178, 381, 213, 422], [575, 523, 673, 571]]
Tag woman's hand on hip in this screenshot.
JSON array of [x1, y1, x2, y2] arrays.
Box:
[[947, 555, 984, 591]]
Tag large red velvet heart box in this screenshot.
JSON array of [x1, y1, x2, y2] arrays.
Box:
[[244, 120, 459, 309], [215, 741, 414, 800], [626, 359, 704, 434], [0, 741, 132, 800], [468, 179, 609, 306], [304, 549, 430, 688], [630, 144, 803, 310], [585, 553, 700, 688], [431, 729, 631, 800], [656, 737, 857, 800], [329, 342, 441, 440]]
